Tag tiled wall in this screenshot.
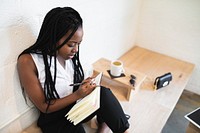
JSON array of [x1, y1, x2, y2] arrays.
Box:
[[136, 0, 200, 95], [0, 0, 141, 132]]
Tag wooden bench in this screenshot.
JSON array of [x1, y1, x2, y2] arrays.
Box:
[[21, 46, 195, 133], [21, 119, 97, 133], [21, 122, 42, 133]]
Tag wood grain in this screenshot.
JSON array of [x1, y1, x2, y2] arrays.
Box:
[[95, 46, 195, 133], [93, 58, 146, 101]]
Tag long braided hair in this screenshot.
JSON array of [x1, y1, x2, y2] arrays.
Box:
[[18, 7, 84, 111]]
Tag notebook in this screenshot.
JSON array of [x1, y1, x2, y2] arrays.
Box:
[[65, 72, 102, 125]]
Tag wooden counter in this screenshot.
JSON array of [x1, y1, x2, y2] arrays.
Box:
[[95, 46, 195, 133]]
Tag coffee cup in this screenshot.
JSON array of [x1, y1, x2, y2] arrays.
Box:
[[110, 60, 124, 77]]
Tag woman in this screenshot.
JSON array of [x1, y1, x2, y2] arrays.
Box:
[[17, 7, 129, 133]]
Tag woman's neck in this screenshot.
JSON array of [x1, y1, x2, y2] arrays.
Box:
[[57, 55, 65, 69]]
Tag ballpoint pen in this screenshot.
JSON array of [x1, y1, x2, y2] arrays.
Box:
[[69, 78, 95, 86], [69, 79, 100, 87], [69, 82, 86, 86]]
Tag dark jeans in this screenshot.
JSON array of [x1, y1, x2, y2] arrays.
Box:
[[38, 87, 130, 133]]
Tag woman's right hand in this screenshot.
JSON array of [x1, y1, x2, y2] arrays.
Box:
[[75, 77, 97, 98]]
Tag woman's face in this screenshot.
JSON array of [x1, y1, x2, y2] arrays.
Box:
[[57, 27, 83, 60]]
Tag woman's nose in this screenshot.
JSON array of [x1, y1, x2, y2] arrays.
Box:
[[72, 44, 79, 53]]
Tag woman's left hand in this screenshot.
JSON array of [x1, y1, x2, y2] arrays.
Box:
[[75, 77, 97, 98]]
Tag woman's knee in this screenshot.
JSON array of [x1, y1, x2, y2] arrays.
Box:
[[100, 86, 113, 97]]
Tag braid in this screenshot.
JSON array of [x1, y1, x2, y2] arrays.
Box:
[[18, 7, 84, 112], [72, 50, 84, 92]]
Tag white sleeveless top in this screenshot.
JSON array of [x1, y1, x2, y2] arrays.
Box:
[[30, 53, 74, 98]]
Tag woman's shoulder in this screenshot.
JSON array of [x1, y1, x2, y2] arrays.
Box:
[[17, 54, 37, 73], [18, 54, 33, 65]]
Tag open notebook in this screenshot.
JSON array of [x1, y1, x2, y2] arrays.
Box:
[[65, 72, 102, 125]]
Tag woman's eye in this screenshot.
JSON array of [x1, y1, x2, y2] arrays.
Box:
[[67, 43, 76, 47], [67, 43, 80, 47]]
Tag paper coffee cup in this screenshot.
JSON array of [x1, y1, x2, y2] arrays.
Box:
[[110, 60, 124, 77]]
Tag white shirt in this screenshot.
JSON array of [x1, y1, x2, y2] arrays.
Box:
[[30, 53, 74, 98]]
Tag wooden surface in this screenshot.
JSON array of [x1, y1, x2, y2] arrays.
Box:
[[99, 46, 195, 133], [21, 122, 42, 133], [93, 58, 146, 101], [22, 46, 195, 133], [186, 122, 200, 133]]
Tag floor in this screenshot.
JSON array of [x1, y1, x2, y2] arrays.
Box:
[[162, 90, 200, 133]]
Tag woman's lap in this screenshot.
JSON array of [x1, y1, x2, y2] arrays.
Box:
[[38, 86, 129, 133]]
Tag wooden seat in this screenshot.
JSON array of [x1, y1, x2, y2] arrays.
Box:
[[21, 120, 97, 133], [21, 121, 42, 133]]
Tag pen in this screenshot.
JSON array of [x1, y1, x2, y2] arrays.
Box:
[[69, 82, 86, 86], [69, 83, 101, 87], [69, 79, 100, 87], [70, 78, 96, 87]]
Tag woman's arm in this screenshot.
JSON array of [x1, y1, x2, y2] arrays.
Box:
[[17, 54, 95, 113]]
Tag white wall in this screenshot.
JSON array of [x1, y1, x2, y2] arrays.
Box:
[[0, 0, 141, 132], [136, 0, 200, 94]]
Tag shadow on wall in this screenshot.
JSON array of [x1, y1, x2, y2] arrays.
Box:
[[8, 21, 36, 112], [0, 22, 38, 132]]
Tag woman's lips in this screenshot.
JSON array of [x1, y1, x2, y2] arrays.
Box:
[[68, 54, 75, 59]]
